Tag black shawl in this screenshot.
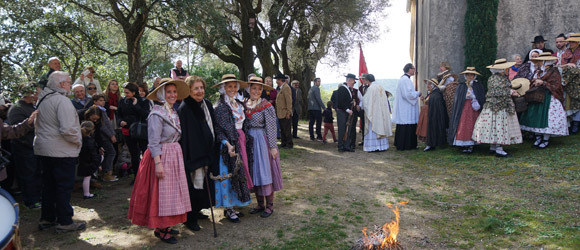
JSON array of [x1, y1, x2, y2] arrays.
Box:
[[178, 97, 218, 173], [426, 88, 448, 147], [447, 81, 486, 144], [213, 97, 253, 202], [177, 97, 218, 208]]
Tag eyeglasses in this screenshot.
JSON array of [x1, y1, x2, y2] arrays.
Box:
[[87, 87, 97, 90]]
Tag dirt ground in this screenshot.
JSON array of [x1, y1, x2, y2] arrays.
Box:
[[18, 123, 446, 249]]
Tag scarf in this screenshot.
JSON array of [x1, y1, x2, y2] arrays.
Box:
[[107, 91, 118, 120]]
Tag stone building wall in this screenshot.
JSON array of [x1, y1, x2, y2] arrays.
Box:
[[413, 0, 580, 94]]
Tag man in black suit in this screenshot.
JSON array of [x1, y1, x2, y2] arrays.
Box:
[[336, 73, 357, 152]]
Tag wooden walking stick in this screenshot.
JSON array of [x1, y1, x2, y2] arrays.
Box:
[[203, 167, 218, 237]]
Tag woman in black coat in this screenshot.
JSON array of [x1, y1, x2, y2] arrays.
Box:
[[177, 76, 218, 231], [116, 82, 150, 177], [423, 78, 449, 151]]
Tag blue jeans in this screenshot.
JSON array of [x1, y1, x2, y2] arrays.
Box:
[[39, 156, 77, 225], [11, 141, 42, 206]]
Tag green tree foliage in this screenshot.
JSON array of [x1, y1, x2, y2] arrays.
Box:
[[464, 0, 499, 88]]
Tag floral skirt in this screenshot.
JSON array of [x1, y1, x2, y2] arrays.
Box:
[[472, 109, 522, 145], [520, 94, 568, 136]]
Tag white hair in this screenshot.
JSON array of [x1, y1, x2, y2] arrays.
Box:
[[47, 71, 70, 93], [48, 57, 60, 64], [510, 54, 522, 61], [72, 83, 85, 91], [489, 68, 504, 74]]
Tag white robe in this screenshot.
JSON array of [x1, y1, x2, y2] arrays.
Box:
[[363, 83, 392, 151], [393, 75, 420, 124]]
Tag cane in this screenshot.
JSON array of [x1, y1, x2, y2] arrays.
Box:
[[203, 167, 218, 237]]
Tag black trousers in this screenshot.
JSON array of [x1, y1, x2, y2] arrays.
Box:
[[279, 118, 293, 147], [308, 110, 323, 139], [292, 111, 300, 137], [359, 110, 365, 142], [39, 156, 77, 225], [184, 169, 214, 226], [12, 141, 42, 206], [124, 135, 147, 173]]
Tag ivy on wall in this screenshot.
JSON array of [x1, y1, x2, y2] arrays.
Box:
[[464, 0, 499, 88]]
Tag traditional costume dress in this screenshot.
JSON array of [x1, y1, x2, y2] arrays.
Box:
[[362, 80, 392, 152], [520, 58, 568, 148], [245, 96, 283, 217], [128, 105, 191, 230], [393, 73, 420, 150], [563, 65, 580, 133], [214, 93, 253, 222], [515, 49, 543, 80], [472, 59, 523, 156], [177, 96, 218, 230], [423, 79, 448, 151], [448, 68, 487, 153]]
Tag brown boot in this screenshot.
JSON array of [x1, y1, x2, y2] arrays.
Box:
[[103, 171, 119, 182], [90, 179, 103, 189]]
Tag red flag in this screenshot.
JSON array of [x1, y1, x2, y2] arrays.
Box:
[[359, 43, 368, 78]]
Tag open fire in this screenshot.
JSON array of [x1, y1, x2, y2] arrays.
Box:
[[352, 201, 408, 250]]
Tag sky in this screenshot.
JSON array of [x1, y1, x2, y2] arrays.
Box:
[[316, 0, 411, 84]]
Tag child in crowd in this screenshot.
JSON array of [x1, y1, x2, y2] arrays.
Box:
[[322, 101, 336, 144], [78, 121, 100, 199], [92, 94, 118, 182]]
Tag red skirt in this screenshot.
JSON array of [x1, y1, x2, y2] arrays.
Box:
[[128, 146, 189, 229], [456, 100, 480, 141]]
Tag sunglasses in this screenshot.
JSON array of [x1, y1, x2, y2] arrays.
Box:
[[87, 87, 97, 90]]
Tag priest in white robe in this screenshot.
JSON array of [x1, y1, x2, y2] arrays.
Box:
[[361, 74, 392, 152]]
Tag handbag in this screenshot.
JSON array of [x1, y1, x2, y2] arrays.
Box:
[[129, 120, 148, 140], [513, 96, 528, 113], [524, 86, 547, 104]]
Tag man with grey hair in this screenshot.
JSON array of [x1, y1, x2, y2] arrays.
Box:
[[307, 77, 324, 140], [35, 71, 85, 233], [38, 57, 61, 89]]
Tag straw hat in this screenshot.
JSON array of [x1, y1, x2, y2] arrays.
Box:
[[531, 52, 558, 61], [211, 74, 248, 89], [511, 78, 530, 96], [248, 76, 273, 91], [459, 66, 481, 76], [147, 78, 190, 102], [486, 58, 516, 69], [424, 78, 441, 89], [566, 33, 580, 42]]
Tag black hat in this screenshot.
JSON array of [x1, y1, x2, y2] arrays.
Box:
[[531, 35, 547, 43], [365, 74, 375, 82], [345, 73, 358, 80], [273, 73, 287, 80]]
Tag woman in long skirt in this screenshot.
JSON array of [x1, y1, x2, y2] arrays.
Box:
[[519, 53, 568, 148], [448, 67, 486, 153], [212, 74, 253, 223], [472, 59, 523, 156], [244, 77, 283, 218], [128, 79, 191, 244]]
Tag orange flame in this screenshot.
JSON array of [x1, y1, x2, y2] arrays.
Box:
[[361, 201, 408, 249]]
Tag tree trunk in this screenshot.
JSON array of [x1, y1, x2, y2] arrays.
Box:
[[126, 30, 144, 83]]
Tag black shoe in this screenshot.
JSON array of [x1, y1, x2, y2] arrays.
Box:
[[310, 137, 315, 141], [83, 194, 97, 200], [260, 208, 273, 218], [358, 142, 364, 146], [343, 147, 354, 152], [249, 206, 265, 214], [338, 148, 345, 153], [184, 222, 200, 231], [154, 230, 178, 244], [292, 136, 299, 139]]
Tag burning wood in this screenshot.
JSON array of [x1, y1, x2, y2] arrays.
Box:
[[351, 201, 408, 250]]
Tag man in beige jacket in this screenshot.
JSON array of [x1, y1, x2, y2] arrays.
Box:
[[34, 71, 85, 233], [275, 73, 293, 148]]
